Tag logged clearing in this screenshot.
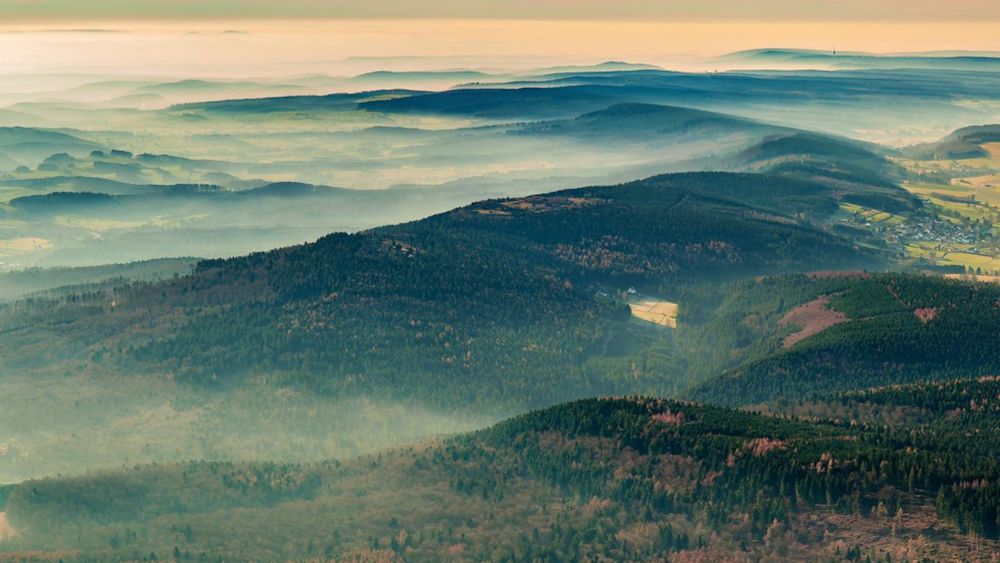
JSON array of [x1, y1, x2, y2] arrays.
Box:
[[500, 196, 599, 213], [629, 299, 678, 328], [780, 295, 848, 348], [0, 513, 13, 541], [945, 273, 1000, 283]]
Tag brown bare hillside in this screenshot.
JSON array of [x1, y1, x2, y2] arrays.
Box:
[[780, 295, 848, 348]]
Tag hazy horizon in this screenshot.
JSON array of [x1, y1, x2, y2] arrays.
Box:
[[2, 19, 999, 77]]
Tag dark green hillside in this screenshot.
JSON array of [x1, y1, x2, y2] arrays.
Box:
[[515, 102, 780, 143], [0, 258, 196, 301], [359, 85, 636, 119], [171, 89, 422, 115], [3, 394, 996, 560], [9, 191, 121, 214], [128, 173, 878, 405], [692, 273, 1000, 406], [907, 124, 1000, 160], [771, 377, 1000, 432], [359, 69, 1000, 130], [736, 132, 910, 193], [0, 172, 881, 411]]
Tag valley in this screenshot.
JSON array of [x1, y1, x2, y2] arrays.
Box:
[[2, 384, 997, 560], [0, 33, 999, 560]]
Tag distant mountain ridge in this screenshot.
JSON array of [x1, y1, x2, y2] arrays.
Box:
[[906, 124, 1000, 160]]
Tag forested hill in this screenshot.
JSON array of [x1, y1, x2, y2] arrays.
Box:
[[4, 386, 997, 560], [1, 172, 883, 411], [907, 123, 1000, 160], [690, 273, 1000, 406]]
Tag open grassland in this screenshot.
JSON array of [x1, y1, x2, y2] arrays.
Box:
[[838, 202, 904, 224], [898, 156, 999, 178], [628, 298, 679, 328], [904, 182, 1000, 223], [957, 173, 1000, 189], [906, 241, 1000, 272]]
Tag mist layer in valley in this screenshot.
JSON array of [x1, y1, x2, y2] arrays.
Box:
[[3, 44, 1000, 561], [2, 50, 1000, 272]]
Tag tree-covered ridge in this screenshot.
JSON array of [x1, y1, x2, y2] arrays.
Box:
[[463, 395, 1000, 537], [0, 172, 883, 412], [839, 376, 1000, 416], [907, 124, 1000, 160], [3, 395, 997, 561], [691, 273, 1000, 406], [768, 376, 1000, 421]]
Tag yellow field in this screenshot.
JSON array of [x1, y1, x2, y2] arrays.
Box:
[[960, 174, 1000, 189], [903, 182, 1000, 224], [839, 202, 904, 224], [629, 299, 678, 328], [907, 241, 1000, 272]]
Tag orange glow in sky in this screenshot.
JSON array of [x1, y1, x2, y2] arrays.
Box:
[[1, 19, 999, 77]]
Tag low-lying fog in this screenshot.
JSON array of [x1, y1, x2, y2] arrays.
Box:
[[0, 371, 496, 483]]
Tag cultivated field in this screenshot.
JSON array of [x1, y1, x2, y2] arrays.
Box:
[[907, 241, 1000, 272], [628, 298, 679, 328], [839, 202, 904, 224], [904, 182, 1000, 223]]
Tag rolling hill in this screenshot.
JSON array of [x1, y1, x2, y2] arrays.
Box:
[[357, 68, 1000, 142], [0, 258, 197, 301], [718, 48, 1000, 72], [907, 124, 1000, 160], [2, 382, 997, 560], [0, 127, 102, 168], [513, 102, 781, 144], [0, 172, 887, 413], [689, 273, 1000, 406], [171, 89, 423, 115]]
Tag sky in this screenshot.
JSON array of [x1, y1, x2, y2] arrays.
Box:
[[1, 0, 1000, 21], [0, 3, 999, 78], [1, 19, 999, 78]]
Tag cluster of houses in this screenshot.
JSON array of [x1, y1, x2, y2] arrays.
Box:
[[872, 213, 992, 252]]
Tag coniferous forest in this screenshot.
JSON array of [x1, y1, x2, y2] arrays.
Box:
[[2, 9, 1000, 561]]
